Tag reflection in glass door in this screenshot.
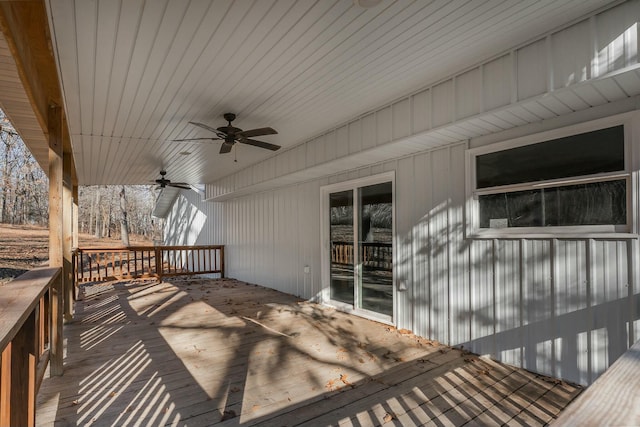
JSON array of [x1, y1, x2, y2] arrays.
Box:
[[327, 179, 393, 320], [358, 182, 393, 316], [330, 190, 354, 305]]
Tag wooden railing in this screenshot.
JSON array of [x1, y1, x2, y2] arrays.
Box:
[[331, 241, 392, 269], [552, 338, 640, 426], [73, 245, 225, 284], [0, 267, 62, 427]]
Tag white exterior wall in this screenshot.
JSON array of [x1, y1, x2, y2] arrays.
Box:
[[162, 1, 640, 386], [163, 190, 225, 246], [206, 138, 639, 387]]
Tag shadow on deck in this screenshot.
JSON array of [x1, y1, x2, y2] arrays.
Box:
[[36, 278, 582, 426]]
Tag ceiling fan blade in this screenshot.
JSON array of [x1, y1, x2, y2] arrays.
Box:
[[189, 121, 221, 134], [239, 138, 281, 151], [237, 127, 277, 138], [172, 137, 222, 142], [219, 142, 234, 154], [169, 183, 191, 190]]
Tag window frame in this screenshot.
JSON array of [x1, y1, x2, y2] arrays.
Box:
[[466, 116, 634, 238]]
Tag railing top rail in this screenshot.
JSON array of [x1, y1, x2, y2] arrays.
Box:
[[0, 267, 61, 351], [75, 244, 224, 252], [74, 246, 156, 252], [332, 241, 392, 247], [157, 245, 224, 250]]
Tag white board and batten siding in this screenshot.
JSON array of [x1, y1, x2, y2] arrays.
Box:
[[163, 1, 640, 387], [173, 133, 640, 387]]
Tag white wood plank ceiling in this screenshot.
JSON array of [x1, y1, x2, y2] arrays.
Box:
[[46, 0, 619, 186]]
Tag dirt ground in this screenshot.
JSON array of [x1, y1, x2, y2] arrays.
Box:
[[0, 223, 151, 283]]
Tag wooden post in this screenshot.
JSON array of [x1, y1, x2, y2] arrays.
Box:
[[0, 344, 11, 426], [63, 152, 73, 321], [72, 185, 79, 248], [155, 246, 162, 283], [9, 311, 36, 427], [48, 104, 64, 377], [220, 246, 225, 278]]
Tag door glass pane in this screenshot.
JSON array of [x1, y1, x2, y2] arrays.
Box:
[[358, 182, 392, 316], [330, 190, 353, 305]]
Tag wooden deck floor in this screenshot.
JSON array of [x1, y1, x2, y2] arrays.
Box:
[[36, 278, 581, 426]]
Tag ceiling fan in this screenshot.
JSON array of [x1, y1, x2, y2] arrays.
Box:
[[153, 170, 190, 190], [173, 113, 280, 154]]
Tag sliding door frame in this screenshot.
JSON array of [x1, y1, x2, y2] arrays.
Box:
[[320, 171, 396, 325]]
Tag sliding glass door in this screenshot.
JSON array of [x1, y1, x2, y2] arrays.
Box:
[[326, 175, 394, 321]]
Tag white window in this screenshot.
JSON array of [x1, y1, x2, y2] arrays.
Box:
[[467, 119, 631, 237]]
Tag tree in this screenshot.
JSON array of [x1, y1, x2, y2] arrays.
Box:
[[0, 108, 158, 237], [119, 186, 129, 246]]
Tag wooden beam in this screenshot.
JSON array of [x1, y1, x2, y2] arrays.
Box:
[[0, 0, 77, 178], [0, 1, 61, 136], [48, 103, 63, 377]]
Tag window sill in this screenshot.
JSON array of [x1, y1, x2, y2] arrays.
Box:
[[467, 230, 638, 240]]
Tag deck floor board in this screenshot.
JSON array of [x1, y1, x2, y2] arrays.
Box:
[[37, 278, 581, 426]]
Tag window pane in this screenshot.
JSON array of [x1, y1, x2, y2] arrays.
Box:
[[543, 180, 626, 226], [479, 179, 626, 228], [330, 190, 354, 305], [479, 190, 542, 228], [476, 126, 624, 188]]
